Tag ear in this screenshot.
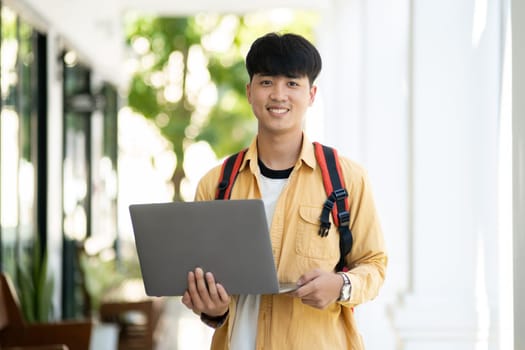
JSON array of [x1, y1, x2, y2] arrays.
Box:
[[246, 82, 252, 103], [309, 85, 318, 106]]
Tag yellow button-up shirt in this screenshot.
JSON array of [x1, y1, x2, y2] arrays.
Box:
[[195, 135, 387, 350]]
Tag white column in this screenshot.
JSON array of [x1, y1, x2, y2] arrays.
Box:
[[317, 0, 366, 156], [391, 0, 503, 349], [46, 29, 65, 318], [512, 0, 525, 348], [318, 1, 410, 349], [497, 3, 512, 348]]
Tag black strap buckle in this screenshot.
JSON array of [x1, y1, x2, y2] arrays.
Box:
[[333, 188, 348, 201], [318, 222, 331, 237], [323, 198, 334, 211], [218, 180, 229, 190], [338, 211, 350, 227]]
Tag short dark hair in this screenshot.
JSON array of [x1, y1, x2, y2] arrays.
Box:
[[245, 32, 322, 85]]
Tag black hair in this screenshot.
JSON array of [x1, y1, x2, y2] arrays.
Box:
[[245, 32, 322, 85]]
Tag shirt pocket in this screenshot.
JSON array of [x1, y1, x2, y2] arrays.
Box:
[[295, 205, 339, 260]]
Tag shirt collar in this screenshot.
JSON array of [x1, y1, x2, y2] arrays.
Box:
[[239, 133, 317, 173]]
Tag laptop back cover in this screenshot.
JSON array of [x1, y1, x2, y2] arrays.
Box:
[[129, 199, 280, 296]]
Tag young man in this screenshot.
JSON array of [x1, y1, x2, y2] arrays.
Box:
[[182, 32, 387, 349]]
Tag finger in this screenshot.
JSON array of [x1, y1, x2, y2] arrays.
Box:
[[205, 272, 219, 299], [301, 297, 326, 310], [195, 268, 212, 303], [292, 279, 316, 298], [187, 271, 203, 306], [297, 269, 322, 286], [181, 292, 189, 307], [181, 291, 197, 313], [216, 283, 230, 303], [298, 287, 325, 307]]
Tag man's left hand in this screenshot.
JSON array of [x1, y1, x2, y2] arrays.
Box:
[[289, 269, 344, 309]]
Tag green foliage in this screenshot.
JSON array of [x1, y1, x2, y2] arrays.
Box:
[[79, 252, 125, 312], [125, 11, 319, 199], [1, 6, 18, 39], [79, 242, 143, 312], [16, 239, 54, 323]]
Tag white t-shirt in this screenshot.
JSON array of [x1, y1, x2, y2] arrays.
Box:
[[229, 174, 288, 350]]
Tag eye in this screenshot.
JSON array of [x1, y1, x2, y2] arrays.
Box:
[[260, 80, 272, 86], [288, 81, 299, 87]]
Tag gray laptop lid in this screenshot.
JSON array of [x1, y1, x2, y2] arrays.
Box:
[[129, 199, 294, 296]]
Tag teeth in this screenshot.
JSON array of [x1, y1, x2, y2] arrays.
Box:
[[269, 108, 288, 114]]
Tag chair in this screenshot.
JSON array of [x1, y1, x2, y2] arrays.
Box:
[[98, 279, 164, 350], [3, 346, 68, 350], [0, 273, 92, 350]]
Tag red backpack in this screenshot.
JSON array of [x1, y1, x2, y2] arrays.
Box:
[[215, 142, 352, 272]]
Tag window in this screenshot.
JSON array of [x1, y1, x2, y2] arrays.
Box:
[[61, 53, 119, 319], [0, 4, 46, 282]]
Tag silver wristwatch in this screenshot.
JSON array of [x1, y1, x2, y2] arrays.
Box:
[[337, 272, 352, 302]]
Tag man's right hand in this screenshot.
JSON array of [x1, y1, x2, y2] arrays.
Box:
[[181, 267, 230, 317]]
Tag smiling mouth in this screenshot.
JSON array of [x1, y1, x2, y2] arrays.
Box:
[[267, 107, 290, 114]]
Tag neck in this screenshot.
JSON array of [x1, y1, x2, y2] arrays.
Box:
[[256, 131, 303, 170]]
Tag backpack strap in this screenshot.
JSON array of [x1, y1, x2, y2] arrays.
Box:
[[215, 149, 247, 200], [313, 142, 353, 272], [215, 144, 352, 272]]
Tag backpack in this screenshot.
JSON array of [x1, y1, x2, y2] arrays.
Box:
[[215, 142, 352, 272]]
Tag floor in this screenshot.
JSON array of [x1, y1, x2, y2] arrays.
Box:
[[155, 297, 215, 350]]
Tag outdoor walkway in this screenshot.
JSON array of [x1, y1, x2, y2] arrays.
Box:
[[155, 297, 214, 350]]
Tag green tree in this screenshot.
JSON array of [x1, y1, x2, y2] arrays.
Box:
[[125, 12, 318, 200]]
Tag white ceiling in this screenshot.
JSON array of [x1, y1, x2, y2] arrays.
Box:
[[7, 0, 332, 88]]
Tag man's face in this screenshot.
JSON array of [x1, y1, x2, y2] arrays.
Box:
[[246, 74, 317, 137]]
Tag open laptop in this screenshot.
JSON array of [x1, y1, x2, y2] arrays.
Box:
[[129, 199, 297, 296]]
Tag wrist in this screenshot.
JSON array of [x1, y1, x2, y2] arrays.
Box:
[[200, 309, 229, 328], [204, 307, 229, 318], [337, 272, 352, 302]]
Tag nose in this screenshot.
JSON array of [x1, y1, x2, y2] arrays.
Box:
[[269, 81, 287, 101]]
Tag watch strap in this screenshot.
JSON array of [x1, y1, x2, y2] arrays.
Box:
[[337, 272, 351, 302], [200, 310, 229, 328]]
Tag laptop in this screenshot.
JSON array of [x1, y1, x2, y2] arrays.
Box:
[[129, 199, 298, 296]]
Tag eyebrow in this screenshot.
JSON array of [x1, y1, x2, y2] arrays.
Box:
[[255, 73, 303, 79]]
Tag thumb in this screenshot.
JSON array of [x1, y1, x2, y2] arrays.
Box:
[[297, 269, 323, 286]]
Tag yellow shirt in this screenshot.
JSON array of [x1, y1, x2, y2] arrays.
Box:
[[195, 135, 388, 350]]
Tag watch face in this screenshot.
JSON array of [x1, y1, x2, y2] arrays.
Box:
[[342, 285, 351, 300]]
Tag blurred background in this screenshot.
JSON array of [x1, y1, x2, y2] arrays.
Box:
[[0, 0, 523, 349]]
